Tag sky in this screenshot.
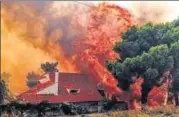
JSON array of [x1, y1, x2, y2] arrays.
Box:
[[79, 1, 179, 22]]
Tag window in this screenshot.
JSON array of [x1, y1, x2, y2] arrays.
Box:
[[66, 88, 80, 94]]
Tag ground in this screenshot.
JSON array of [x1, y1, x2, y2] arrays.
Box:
[[61, 105, 179, 117]]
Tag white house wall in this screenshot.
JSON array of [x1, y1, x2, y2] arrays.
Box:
[[37, 72, 59, 95], [37, 83, 58, 95]]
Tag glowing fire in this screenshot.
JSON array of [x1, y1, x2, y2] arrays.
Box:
[[1, 2, 81, 93], [73, 3, 132, 92], [1, 1, 173, 107], [1, 2, 132, 94]]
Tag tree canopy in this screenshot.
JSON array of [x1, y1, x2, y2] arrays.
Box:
[[40, 62, 59, 73], [113, 19, 179, 60], [26, 62, 59, 88], [0, 72, 11, 104], [106, 18, 179, 91]]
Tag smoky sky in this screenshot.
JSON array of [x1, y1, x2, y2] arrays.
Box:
[[2, 1, 90, 57], [3, 1, 178, 58]]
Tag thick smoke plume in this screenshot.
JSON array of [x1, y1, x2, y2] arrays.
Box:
[[1, 1, 89, 93]]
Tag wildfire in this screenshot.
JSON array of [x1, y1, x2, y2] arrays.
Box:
[[1, 1, 176, 107], [73, 3, 132, 91], [1, 2, 81, 93], [1, 1, 132, 94]]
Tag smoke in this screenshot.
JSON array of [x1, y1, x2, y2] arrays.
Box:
[[1, 23, 56, 93], [1, 1, 89, 93], [92, 1, 179, 25], [2, 1, 179, 94], [51, 1, 90, 57], [129, 1, 179, 25]]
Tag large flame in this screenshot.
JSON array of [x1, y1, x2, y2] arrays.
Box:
[[73, 3, 132, 92]]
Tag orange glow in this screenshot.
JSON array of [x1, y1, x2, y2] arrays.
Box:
[[73, 3, 132, 91], [1, 1, 169, 107], [1, 2, 80, 94]]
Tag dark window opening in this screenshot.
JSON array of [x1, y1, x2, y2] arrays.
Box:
[[66, 88, 80, 94]]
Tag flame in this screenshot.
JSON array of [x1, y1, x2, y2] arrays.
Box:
[[73, 3, 132, 92], [1, 1, 177, 107], [1, 2, 81, 93], [1, 1, 132, 94]]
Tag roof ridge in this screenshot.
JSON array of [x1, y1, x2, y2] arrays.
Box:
[[50, 72, 86, 75], [17, 73, 105, 103]]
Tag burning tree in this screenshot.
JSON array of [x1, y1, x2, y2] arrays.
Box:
[[106, 19, 179, 109]]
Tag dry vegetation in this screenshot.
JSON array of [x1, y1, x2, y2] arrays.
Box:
[[66, 105, 179, 117]]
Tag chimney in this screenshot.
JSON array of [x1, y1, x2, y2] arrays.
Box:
[[37, 72, 59, 95], [39, 74, 50, 84]]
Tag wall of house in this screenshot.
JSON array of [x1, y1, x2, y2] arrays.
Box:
[[37, 72, 59, 95]]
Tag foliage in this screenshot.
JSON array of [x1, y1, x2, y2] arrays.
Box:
[[106, 44, 174, 90], [0, 72, 11, 103], [170, 41, 179, 91], [40, 62, 59, 73], [0, 101, 73, 117], [106, 18, 179, 106], [26, 71, 41, 88], [26, 61, 59, 88], [26, 80, 40, 88], [26, 71, 41, 80], [114, 19, 179, 60]]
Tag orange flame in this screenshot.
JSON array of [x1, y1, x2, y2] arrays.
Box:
[[73, 3, 132, 91], [1, 2, 81, 94], [1, 2, 169, 107]]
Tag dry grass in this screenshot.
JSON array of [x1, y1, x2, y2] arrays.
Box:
[[46, 105, 179, 117], [83, 105, 179, 117]]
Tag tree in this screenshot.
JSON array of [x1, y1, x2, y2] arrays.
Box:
[[40, 62, 59, 73], [26, 71, 41, 80], [26, 62, 59, 88], [34, 101, 50, 117], [26, 72, 41, 88], [0, 72, 10, 104], [106, 18, 179, 109], [170, 41, 179, 106], [113, 19, 179, 60], [26, 80, 40, 88], [61, 103, 73, 115]]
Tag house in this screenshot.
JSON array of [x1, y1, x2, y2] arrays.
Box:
[[17, 72, 104, 104]]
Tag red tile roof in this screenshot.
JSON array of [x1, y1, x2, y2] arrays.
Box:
[[17, 72, 103, 103]]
